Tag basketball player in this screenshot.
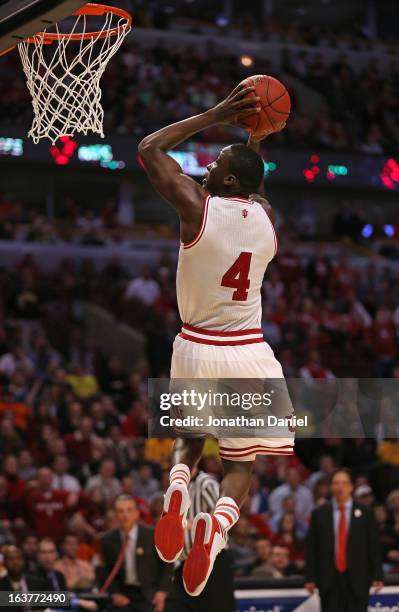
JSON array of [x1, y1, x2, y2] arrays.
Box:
[[138, 84, 294, 596]]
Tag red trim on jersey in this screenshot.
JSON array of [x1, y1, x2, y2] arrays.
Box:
[[182, 323, 262, 337], [220, 447, 294, 458], [179, 333, 264, 346], [183, 195, 210, 249], [219, 444, 294, 452], [222, 196, 254, 204]]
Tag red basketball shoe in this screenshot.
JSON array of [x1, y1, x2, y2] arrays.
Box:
[[154, 483, 190, 562], [183, 513, 227, 596]]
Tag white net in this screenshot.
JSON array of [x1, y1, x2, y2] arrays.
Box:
[[18, 6, 131, 144]]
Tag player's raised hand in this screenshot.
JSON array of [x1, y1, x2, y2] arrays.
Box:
[[209, 85, 261, 124]]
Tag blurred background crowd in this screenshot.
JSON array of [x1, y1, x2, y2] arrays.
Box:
[[0, 0, 398, 604]]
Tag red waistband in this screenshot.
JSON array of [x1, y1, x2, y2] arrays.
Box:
[[180, 323, 264, 346]]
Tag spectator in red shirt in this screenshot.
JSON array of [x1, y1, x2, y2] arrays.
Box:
[[271, 512, 305, 570], [120, 475, 153, 525], [276, 245, 301, 284], [370, 309, 397, 377], [65, 417, 96, 464], [25, 467, 78, 543], [299, 350, 335, 379], [2, 455, 26, 507]]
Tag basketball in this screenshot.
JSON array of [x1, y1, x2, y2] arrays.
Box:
[[236, 74, 291, 139]]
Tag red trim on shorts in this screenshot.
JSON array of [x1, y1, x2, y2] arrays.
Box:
[[183, 195, 210, 249], [182, 324, 263, 337], [219, 444, 293, 452], [179, 333, 264, 346], [220, 447, 294, 458]]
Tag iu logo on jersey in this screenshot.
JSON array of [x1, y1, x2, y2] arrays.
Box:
[[242, 209, 248, 218]]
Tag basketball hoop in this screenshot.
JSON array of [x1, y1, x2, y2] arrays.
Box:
[[17, 3, 132, 144]]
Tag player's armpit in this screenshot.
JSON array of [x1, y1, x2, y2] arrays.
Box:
[[138, 145, 205, 217]]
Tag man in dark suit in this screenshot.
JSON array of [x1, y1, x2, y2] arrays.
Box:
[[100, 494, 172, 612], [305, 467, 384, 612], [0, 545, 48, 612], [34, 537, 97, 611]]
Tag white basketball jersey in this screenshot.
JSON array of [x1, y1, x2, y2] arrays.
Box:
[[176, 195, 277, 331]]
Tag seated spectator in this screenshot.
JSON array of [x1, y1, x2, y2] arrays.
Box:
[[0, 419, 24, 456], [269, 468, 313, 521], [248, 473, 269, 514], [0, 345, 33, 377], [67, 365, 100, 400], [229, 518, 257, 576], [125, 267, 160, 305], [89, 399, 119, 438], [271, 512, 305, 570], [52, 454, 81, 493], [307, 454, 336, 489], [65, 417, 96, 465], [373, 504, 396, 566], [299, 350, 335, 380], [354, 484, 375, 506], [269, 545, 299, 577], [21, 536, 40, 574], [55, 534, 95, 592], [250, 538, 278, 578], [85, 458, 122, 502], [132, 463, 160, 500], [312, 477, 330, 507], [120, 476, 153, 525], [2, 455, 26, 508], [0, 545, 48, 609], [35, 537, 67, 590], [100, 356, 129, 405]]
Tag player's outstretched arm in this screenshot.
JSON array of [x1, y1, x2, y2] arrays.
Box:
[[138, 85, 260, 216]]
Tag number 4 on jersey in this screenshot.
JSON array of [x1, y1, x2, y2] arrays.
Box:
[[221, 252, 252, 301]]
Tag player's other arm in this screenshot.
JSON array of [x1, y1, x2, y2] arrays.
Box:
[[247, 135, 276, 225], [138, 85, 260, 215]]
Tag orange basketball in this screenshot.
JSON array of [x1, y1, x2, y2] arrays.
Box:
[[236, 74, 291, 139]]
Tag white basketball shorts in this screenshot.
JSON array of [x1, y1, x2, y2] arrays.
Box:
[[170, 329, 295, 462]]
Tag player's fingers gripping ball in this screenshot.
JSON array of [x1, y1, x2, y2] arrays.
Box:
[[236, 75, 291, 139]]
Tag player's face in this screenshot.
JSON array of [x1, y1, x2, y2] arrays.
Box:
[[203, 149, 234, 196]]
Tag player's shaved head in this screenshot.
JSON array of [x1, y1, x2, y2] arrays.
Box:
[[203, 143, 264, 197], [225, 144, 264, 192]]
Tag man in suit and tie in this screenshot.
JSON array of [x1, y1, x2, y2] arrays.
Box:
[[305, 467, 384, 612], [35, 538, 97, 611], [100, 494, 172, 612], [0, 545, 48, 612]]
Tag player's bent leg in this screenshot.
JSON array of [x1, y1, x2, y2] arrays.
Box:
[[183, 460, 251, 596], [155, 438, 204, 563], [220, 459, 253, 507]]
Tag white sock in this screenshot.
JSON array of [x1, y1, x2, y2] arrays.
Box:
[[169, 463, 190, 487], [214, 497, 240, 533]]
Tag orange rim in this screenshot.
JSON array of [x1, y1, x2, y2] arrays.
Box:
[[24, 3, 132, 44]]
